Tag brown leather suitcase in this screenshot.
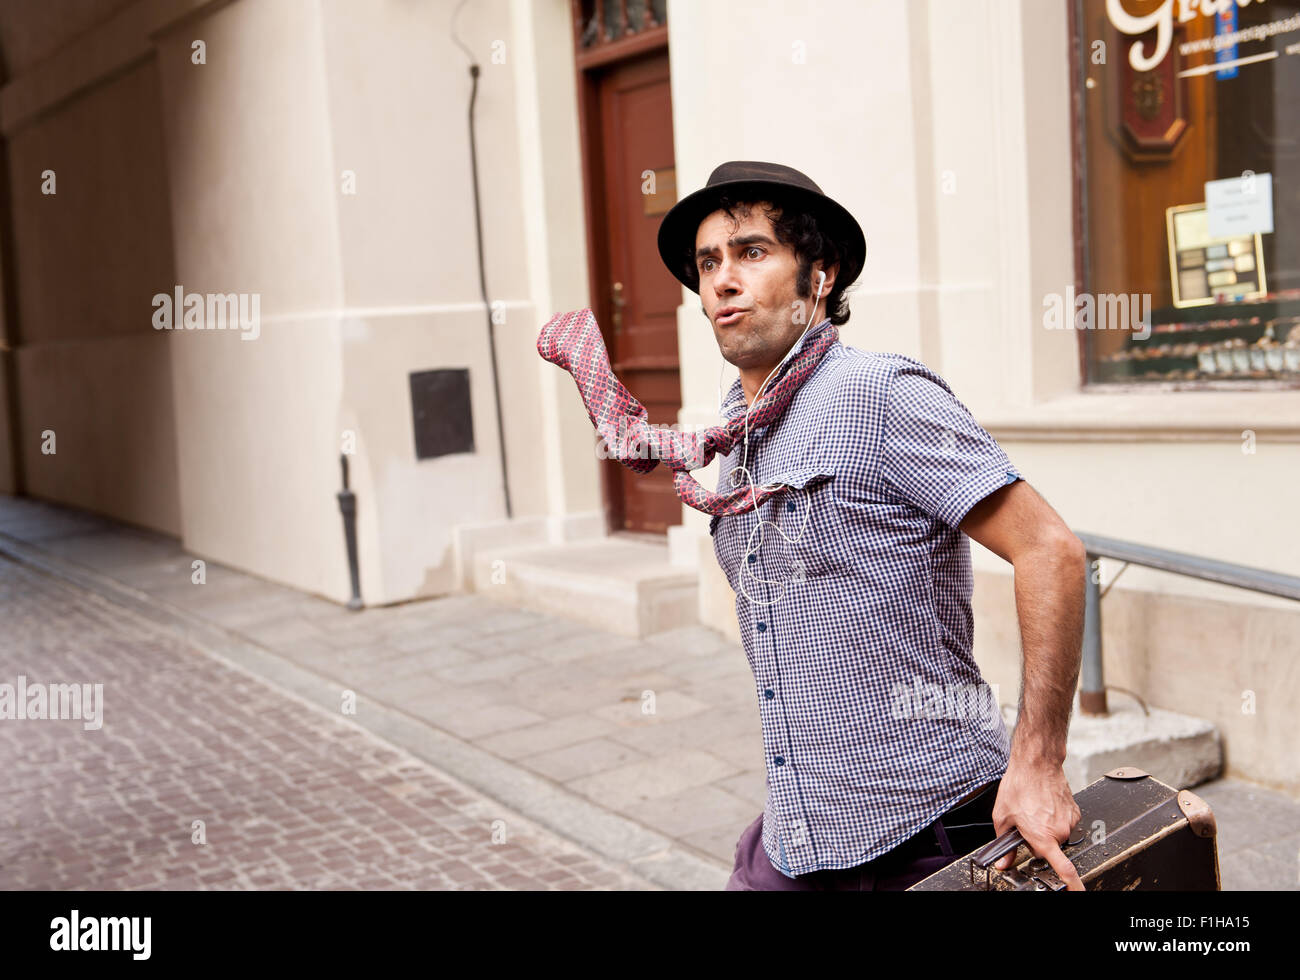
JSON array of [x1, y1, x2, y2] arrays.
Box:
[[908, 767, 1221, 891]]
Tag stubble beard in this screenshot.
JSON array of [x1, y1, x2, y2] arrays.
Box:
[[715, 307, 803, 370]]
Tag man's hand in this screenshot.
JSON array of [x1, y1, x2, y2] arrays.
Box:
[[991, 757, 1085, 890], [962, 480, 1086, 890]]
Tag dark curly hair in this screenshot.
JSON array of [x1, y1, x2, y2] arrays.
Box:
[[687, 191, 857, 326]]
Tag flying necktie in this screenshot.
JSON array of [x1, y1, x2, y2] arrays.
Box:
[[536, 309, 836, 516]]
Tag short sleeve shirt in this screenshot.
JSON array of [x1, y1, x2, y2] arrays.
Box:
[[709, 318, 1022, 876]]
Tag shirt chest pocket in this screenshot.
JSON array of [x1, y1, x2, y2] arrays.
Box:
[[769, 467, 839, 582], [709, 467, 840, 584]]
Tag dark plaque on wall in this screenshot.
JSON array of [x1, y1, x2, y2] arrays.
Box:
[[409, 368, 474, 460]]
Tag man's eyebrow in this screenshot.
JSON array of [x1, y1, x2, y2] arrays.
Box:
[[694, 233, 777, 262]]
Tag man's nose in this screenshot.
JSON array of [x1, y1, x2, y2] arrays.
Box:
[[713, 256, 742, 294]]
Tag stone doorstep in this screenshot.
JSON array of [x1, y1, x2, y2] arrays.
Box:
[[1004, 700, 1223, 793], [469, 538, 699, 640]]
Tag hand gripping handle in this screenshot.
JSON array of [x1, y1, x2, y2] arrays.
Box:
[[967, 824, 1086, 889]]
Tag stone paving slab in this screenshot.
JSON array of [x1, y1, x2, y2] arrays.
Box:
[[631, 785, 759, 840], [474, 713, 619, 761], [566, 750, 741, 812], [1, 492, 1298, 891], [519, 737, 650, 783], [1191, 781, 1300, 891]]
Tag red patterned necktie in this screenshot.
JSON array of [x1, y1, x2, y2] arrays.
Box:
[[536, 308, 837, 516]]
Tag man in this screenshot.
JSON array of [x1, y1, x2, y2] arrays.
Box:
[[654, 161, 1088, 890]]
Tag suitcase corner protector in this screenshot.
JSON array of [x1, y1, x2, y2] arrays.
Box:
[[1176, 789, 1218, 838], [1104, 766, 1150, 780]]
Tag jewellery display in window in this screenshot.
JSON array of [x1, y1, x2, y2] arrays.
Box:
[[1166, 203, 1267, 308]]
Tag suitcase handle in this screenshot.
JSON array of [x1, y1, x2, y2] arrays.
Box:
[[968, 823, 1088, 889], [971, 828, 1024, 869]]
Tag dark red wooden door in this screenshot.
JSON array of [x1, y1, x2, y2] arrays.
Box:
[[590, 52, 682, 534]]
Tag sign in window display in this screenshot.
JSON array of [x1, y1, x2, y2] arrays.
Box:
[[1167, 203, 1267, 307]]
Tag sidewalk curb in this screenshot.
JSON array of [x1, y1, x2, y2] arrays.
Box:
[[0, 532, 730, 891]]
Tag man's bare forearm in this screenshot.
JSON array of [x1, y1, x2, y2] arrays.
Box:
[[1007, 535, 1086, 767]]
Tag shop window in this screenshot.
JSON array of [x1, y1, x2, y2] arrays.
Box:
[[1074, 0, 1300, 388]]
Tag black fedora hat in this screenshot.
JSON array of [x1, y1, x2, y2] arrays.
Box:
[[656, 160, 866, 295]]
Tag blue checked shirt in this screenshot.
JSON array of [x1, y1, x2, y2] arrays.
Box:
[[710, 318, 1022, 877]]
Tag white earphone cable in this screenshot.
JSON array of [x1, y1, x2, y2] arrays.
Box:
[[729, 270, 827, 606]]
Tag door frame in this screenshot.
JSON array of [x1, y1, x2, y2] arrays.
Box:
[[570, 10, 672, 533]]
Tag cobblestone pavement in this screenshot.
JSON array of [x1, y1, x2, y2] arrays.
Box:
[[0, 558, 656, 890]]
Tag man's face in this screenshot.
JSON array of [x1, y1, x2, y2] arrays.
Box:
[[694, 203, 822, 371]]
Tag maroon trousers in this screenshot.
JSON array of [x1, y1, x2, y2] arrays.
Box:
[[725, 780, 1000, 891]]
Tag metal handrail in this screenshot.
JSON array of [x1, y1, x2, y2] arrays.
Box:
[[1075, 531, 1300, 715]]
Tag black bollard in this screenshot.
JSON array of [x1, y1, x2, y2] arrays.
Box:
[[337, 453, 363, 610]]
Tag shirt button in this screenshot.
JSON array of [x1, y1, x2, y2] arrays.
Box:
[[747, 554, 756, 564], [774, 756, 785, 766], [764, 689, 775, 699], [756, 622, 766, 632], [786, 501, 795, 512]]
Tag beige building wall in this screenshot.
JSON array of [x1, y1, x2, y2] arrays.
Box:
[[154, 0, 353, 601], [0, 0, 599, 604], [305, 0, 598, 602], [1, 4, 182, 532], [149, 0, 600, 603]]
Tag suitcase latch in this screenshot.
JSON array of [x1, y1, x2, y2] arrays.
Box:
[[1013, 858, 1068, 891]]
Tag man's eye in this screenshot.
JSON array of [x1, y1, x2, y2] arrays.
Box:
[[700, 259, 715, 272], [745, 247, 763, 259]]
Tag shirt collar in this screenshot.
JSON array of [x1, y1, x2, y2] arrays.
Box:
[[719, 318, 833, 422]]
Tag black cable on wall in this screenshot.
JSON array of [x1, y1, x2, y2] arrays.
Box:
[[453, 2, 513, 519]]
